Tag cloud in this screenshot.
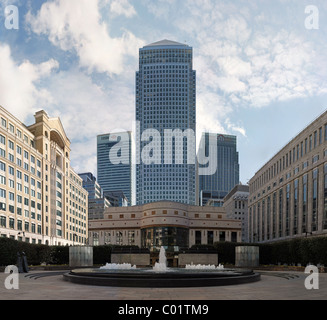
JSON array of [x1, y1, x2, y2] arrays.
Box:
[[225, 118, 247, 137], [26, 0, 144, 76], [110, 0, 136, 18], [164, 0, 327, 136], [40, 67, 135, 174], [0, 42, 58, 121]]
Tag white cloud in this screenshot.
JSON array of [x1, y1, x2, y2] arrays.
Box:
[[0, 42, 58, 121], [26, 0, 144, 76], [225, 118, 247, 137], [168, 0, 327, 137], [41, 68, 135, 174], [110, 0, 136, 18]]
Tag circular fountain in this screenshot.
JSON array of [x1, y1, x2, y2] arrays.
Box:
[[63, 247, 260, 288]]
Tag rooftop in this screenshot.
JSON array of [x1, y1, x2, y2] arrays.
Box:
[[144, 39, 190, 48]]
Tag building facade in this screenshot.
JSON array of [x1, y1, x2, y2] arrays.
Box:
[[88, 201, 242, 250], [79, 172, 110, 220], [97, 132, 132, 205], [0, 106, 88, 245], [198, 133, 239, 206], [79, 172, 102, 199], [223, 184, 249, 242], [248, 110, 327, 243], [135, 39, 197, 205]]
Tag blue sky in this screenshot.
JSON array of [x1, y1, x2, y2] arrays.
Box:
[[0, 0, 327, 184]]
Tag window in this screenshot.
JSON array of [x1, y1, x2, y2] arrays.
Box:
[[324, 164, 327, 230], [9, 192, 14, 201], [207, 231, 214, 245], [294, 180, 299, 235], [0, 188, 6, 198], [195, 230, 201, 245], [312, 169, 318, 232], [0, 135, 5, 145], [313, 155, 319, 164], [0, 148, 5, 158], [0, 216, 6, 227], [219, 231, 226, 242]]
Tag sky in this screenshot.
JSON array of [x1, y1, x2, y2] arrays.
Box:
[[0, 0, 327, 185]]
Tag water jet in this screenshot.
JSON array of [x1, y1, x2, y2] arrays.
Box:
[[63, 247, 260, 287]]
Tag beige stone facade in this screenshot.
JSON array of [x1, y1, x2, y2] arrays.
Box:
[[223, 184, 249, 242], [249, 110, 327, 243], [0, 106, 88, 245], [89, 201, 241, 250]]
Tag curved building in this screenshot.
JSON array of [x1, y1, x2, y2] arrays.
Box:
[[88, 201, 241, 251]]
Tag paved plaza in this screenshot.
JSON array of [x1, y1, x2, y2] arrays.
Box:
[[0, 270, 326, 300]]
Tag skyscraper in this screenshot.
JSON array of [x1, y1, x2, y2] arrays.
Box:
[[97, 132, 132, 205], [135, 39, 196, 205], [198, 133, 240, 206]]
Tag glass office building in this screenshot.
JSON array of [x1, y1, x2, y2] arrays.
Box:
[[97, 132, 132, 205], [198, 133, 240, 206], [135, 39, 196, 205]]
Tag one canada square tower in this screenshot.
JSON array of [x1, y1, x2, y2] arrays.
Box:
[[135, 40, 196, 205]]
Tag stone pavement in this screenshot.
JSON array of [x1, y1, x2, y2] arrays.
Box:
[[0, 270, 326, 300]]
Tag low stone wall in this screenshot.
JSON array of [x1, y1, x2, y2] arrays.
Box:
[[69, 246, 93, 268], [235, 246, 259, 268], [178, 253, 218, 267], [111, 254, 150, 267]]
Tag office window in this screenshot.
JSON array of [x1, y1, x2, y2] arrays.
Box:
[[312, 169, 318, 232], [195, 230, 201, 245], [324, 164, 327, 230], [0, 188, 6, 198], [0, 135, 5, 145]]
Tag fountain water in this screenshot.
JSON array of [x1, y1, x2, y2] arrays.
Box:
[[64, 246, 261, 287], [100, 263, 136, 270], [98, 247, 225, 272], [153, 246, 168, 272], [185, 263, 225, 270]]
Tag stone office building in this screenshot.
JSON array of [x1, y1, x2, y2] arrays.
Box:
[[88, 201, 241, 250], [0, 106, 88, 245], [223, 184, 249, 243], [248, 110, 327, 243]]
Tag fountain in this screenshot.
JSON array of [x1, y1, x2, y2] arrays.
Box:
[[100, 263, 137, 270], [153, 246, 167, 272], [185, 263, 224, 270], [63, 246, 261, 287]]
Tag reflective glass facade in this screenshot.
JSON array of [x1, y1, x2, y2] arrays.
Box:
[[141, 227, 189, 251], [135, 40, 196, 205], [97, 132, 132, 205], [199, 133, 240, 206]]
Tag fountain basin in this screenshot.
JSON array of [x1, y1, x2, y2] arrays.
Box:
[[63, 268, 260, 288]]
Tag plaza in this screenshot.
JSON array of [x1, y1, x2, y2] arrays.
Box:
[[0, 269, 326, 300]]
